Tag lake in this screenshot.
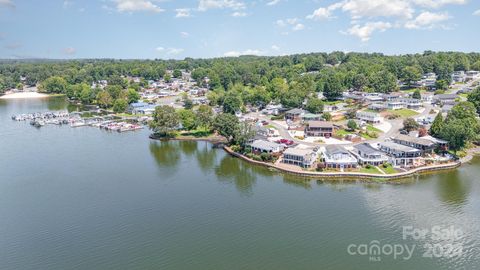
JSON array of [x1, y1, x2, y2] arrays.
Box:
[[0, 97, 479, 270]]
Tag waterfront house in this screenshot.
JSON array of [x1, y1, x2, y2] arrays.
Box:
[[128, 102, 149, 114], [378, 142, 422, 167], [285, 108, 305, 121], [282, 148, 318, 168], [386, 101, 405, 110], [452, 71, 466, 83], [368, 103, 386, 111], [321, 145, 358, 169], [302, 113, 323, 122], [351, 143, 389, 166], [433, 94, 458, 105], [134, 105, 156, 115], [396, 98, 422, 110], [392, 134, 437, 154], [305, 121, 334, 137], [247, 139, 283, 154], [356, 111, 381, 123], [466, 70, 480, 81]]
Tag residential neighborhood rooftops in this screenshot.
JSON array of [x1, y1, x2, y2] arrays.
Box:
[[325, 145, 349, 155], [307, 121, 334, 128], [285, 108, 305, 114], [353, 143, 383, 155], [249, 140, 281, 152], [393, 134, 435, 147], [283, 147, 315, 156], [379, 141, 421, 153]]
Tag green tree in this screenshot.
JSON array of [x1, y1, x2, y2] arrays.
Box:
[[112, 99, 128, 113], [233, 122, 255, 147], [401, 66, 422, 88], [347, 119, 358, 131], [39, 76, 68, 94], [429, 113, 444, 137], [213, 113, 239, 143], [105, 85, 123, 99], [439, 102, 480, 151], [323, 75, 343, 100], [412, 89, 421, 99], [172, 69, 182, 78], [96, 91, 113, 108], [177, 109, 197, 130], [195, 105, 214, 129], [80, 86, 95, 104], [322, 112, 332, 121], [222, 91, 242, 114], [305, 98, 324, 114], [467, 87, 480, 114], [164, 73, 172, 82], [126, 88, 140, 104], [403, 117, 419, 132], [435, 79, 449, 90], [150, 105, 180, 136]]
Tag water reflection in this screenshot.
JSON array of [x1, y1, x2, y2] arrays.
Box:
[[282, 174, 312, 190], [215, 155, 256, 195], [195, 142, 218, 172], [149, 140, 181, 169], [435, 170, 469, 207]]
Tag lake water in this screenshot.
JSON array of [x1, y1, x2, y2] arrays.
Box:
[[1, 97, 479, 270]]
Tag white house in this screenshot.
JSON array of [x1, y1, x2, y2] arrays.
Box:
[[351, 143, 389, 166], [356, 111, 381, 123], [248, 140, 283, 154], [321, 145, 358, 169], [282, 147, 318, 168]]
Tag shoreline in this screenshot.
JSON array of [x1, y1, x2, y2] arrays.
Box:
[[149, 134, 468, 182], [223, 146, 462, 181], [0, 92, 51, 100]]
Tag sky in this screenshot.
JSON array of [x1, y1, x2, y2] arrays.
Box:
[[0, 0, 479, 59]]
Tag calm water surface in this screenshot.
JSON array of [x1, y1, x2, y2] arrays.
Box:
[[0, 97, 479, 270]]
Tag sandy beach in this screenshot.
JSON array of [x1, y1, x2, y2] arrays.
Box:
[[0, 92, 49, 100]]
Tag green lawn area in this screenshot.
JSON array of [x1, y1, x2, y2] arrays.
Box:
[[388, 109, 419, 117], [265, 124, 276, 129], [401, 88, 424, 93], [380, 164, 398, 174], [359, 166, 382, 174], [335, 129, 353, 136], [366, 125, 382, 133]]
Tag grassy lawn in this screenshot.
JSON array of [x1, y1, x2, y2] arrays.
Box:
[[401, 88, 424, 93], [388, 109, 419, 118], [366, 125, 382, 133], [336, 129, 353, 137], [265, 124, 276, 129], [380, 164, 398, 174], [359, 166, 382, 174]]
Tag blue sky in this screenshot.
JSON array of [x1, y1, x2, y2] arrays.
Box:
[[0, 0, 479, 59]]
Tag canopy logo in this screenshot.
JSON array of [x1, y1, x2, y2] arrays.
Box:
[[347, 225, 464, 262]]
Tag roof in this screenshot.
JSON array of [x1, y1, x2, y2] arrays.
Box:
[[325, 145, 349, 155], [393, 134, 435, 147], [379, 141, 420, 153], [249, 140, 280, 151], [434, 94, 458, 100], [307, 121, 334, 129], [354, 143, 383, 155], [356, 111, 380, 117], [130, 102, 148, 108], [285, 108, 305, 115], [283, 147, 314, 157]]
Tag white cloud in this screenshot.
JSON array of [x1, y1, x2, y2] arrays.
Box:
[[63, 47, 76, 55], [345, 21, 392, 42], [198, 0, 245, 11], [410, 0, 467, 9], [341, 0, 414, 19], [113, 0, 164, 13], [474, 10, 480, 16], [156, 47, 184, 55], [306, 3, 342, 20], [180, 31, 189, 38], [271, 45, 280, 51], [277, 17, 304, 31], [292, 23, 305, 31], [266, 0, 280, 6], [231, 11, 247, 17], [404, 11, 450, 29], [0, 0, 14, 8], [224, 49, 263, 57], [175, 8, 191, 18]]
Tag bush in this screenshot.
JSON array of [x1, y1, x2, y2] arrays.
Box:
[[270, 113, 285, 121], [260, 152, 273, 162], [365, 164, 372, 169]]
